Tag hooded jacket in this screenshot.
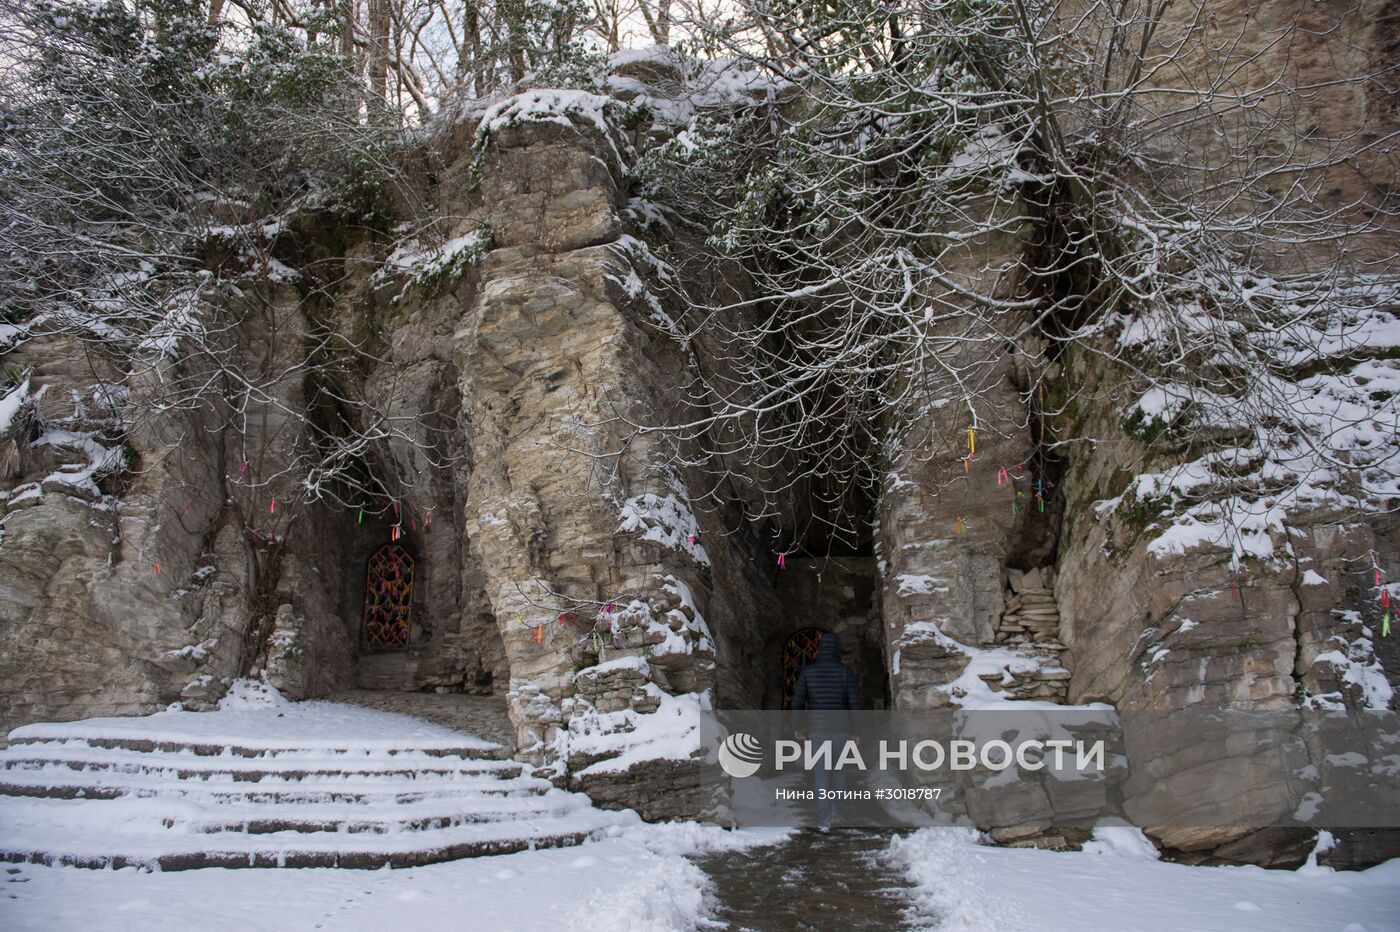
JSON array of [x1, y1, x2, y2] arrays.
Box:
[[791, 632, 861, 734]]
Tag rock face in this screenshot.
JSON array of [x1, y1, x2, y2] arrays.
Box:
[[1, 34, 1396, 869]]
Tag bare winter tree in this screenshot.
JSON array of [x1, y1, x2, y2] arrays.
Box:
[[633, 0, 1399, 553], [0, 0, 460, 671]]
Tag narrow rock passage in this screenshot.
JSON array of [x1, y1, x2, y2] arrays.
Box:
[[694, 830, 921, 931]]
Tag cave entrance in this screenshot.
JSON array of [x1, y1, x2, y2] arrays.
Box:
[[361, 542, 415, 652], [739, 556, 888, 711]]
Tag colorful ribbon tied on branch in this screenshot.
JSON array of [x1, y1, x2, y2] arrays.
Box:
[[1380, 570, 1392, 636]]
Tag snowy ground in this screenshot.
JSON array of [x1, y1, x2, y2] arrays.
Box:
[[890, 828, 1400, 932], [3, 823, 1395, 931], [2, 685, 1395, 931], [0, 823, 789, 932]]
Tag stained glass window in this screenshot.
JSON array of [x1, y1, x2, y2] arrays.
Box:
[[782, 627, 825, 709], [363, 543, 414, 651]]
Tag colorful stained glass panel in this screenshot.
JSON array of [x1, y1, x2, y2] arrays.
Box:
[[363, 544, 414, 651]]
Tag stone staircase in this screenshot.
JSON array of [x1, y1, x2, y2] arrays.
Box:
[[0, 706, 632, 870], [980, 567, 1072, 703]]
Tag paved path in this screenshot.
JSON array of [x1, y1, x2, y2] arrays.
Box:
[[694, 830, 920, 931]]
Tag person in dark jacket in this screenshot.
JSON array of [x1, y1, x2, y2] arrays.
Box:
[[791, 632, 860, 831]]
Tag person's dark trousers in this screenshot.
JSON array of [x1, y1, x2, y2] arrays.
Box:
[[810, 732, 851, 827]]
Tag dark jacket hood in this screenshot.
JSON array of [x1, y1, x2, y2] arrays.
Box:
[[817, 632, 841, 659]]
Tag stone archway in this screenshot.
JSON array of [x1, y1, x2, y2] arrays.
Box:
[[361, 542, 415, 652]]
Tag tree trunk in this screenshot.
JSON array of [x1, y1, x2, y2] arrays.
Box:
[[368, 0, 391, 104]]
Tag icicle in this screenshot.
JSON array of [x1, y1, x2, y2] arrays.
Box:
[[997, 466, 1009, 486], [963, 457, 969, 475], [967, 427, 975, 457], [425, 508, 433, 526], [154, 563, 161, 575], [777, 551, 786, 569], [955, 516, 966, 534], [533, 625, 543, 645], [269, 499, 276, 514], [1384, 611, 1392, 638], [239, 461, 247, 477], [393, 500, 400, 517], [357, 509, 364, 525]]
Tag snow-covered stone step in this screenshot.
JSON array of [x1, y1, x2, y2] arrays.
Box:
[[6, 701, 510, 760], [0, 767, 553, 802], [0, 797, 630, 870], [0, 747, 525, 781], [0, 700, 638, 869], [6, 734, 508, 761], [0, 788, 587, 836], [172, 798, 587, 835]]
